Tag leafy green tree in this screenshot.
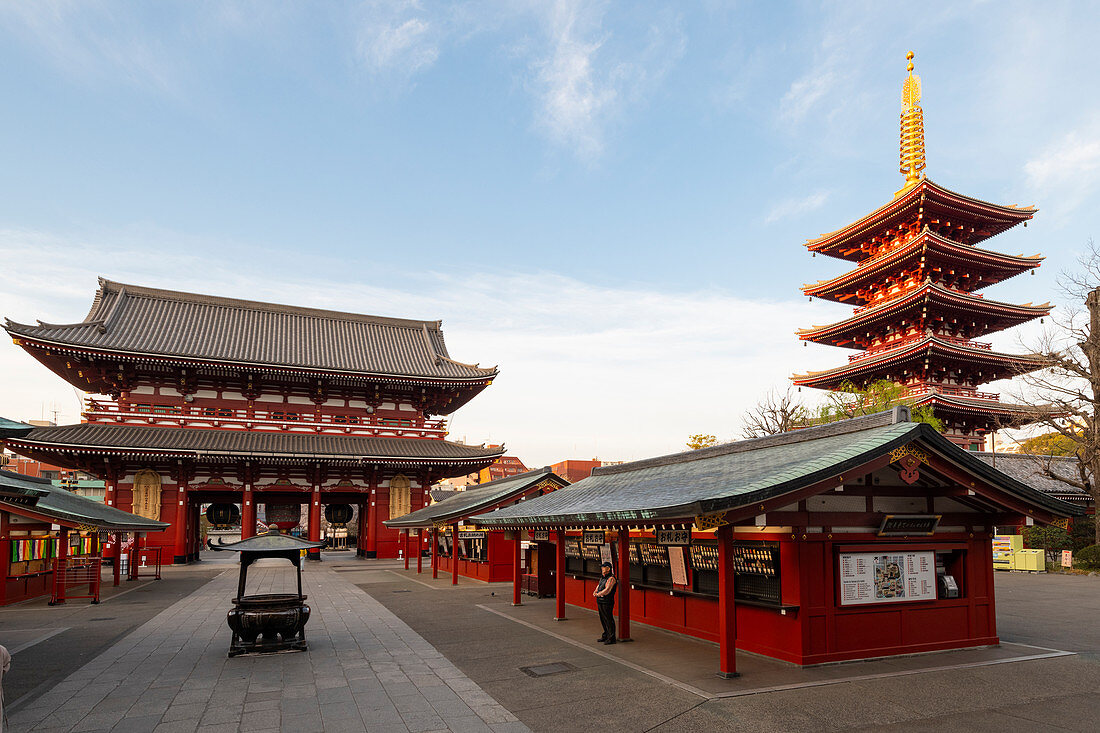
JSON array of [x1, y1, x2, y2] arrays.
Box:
[[1022, 525, 1072, 562], [814, 380, 944, 432], [1015, 432, 1078, 456]]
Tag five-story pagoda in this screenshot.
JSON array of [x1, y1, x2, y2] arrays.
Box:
[[3, 279, 504, 563], [793, 53, 1050, 449]]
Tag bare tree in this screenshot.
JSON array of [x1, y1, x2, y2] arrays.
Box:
[[1011, 240, 1100, 544], [741, 386, 806, 438]]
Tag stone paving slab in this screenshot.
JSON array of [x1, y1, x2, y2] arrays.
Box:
[[7, 561, 529, 733]]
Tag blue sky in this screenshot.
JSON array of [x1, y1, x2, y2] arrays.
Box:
[[2, 1, 1099, 465]]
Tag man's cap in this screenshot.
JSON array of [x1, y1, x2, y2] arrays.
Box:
[[600, 561, 613, 568]]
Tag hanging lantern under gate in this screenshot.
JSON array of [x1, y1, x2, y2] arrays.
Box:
[[205, 503, 241, 529], [324, 503, 354, 528]]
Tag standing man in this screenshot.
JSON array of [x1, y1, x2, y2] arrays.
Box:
[[593, 561, 617, 644]]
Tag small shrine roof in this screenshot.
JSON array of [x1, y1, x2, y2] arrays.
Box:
[[806, 179, 1035, 261], [4, 278, 497, 383], [209, 528, 325, 553], [469, 409, 1078, 526], [6, 423, 504, 467], [0, 417, 34, 439], [385, 467, 567, 528], [0, 468, 168, 531]]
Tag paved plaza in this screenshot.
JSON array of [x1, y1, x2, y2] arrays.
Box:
[[2, 556, 1098, 732]]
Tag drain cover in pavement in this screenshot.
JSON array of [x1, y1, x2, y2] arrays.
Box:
[[520, 662, 575, 678], [392, 589, 411, 593], [89, 617, 116, 621]]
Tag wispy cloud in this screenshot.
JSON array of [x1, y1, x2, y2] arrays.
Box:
[[354, 1, 439, 77], [764, 191, 829, 224], [529, 0, 685, 160], [1023, 114, 1100, 217], [0, 226, 817, 464]]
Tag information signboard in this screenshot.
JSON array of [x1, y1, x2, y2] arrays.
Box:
[[655, 528, 691, 546], [458, 531, 486, 540], [583, 530, 606, 546], [838, 551, 936, 606]]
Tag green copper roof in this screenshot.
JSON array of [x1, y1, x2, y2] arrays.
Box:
[[0, 416, 34, 439], [385, 468, 567, 528], [471, 409, 1080, 527], [0, 468, 168, 531]]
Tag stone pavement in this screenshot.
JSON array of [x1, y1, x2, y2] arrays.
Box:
[[7, 559, 529, 733]]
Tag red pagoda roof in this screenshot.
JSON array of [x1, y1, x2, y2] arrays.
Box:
[[806, 179, 1035, 262], [5, 279, 497, 385], [792, 335, 1046, 390], [803, 230, 1042, 304], [797, 283, 1050, 347]]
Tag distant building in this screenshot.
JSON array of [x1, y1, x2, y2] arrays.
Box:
[[550, 459, 602, 483], [478, 449, 527, 484]]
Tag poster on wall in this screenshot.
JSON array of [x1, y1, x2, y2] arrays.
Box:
[[668, 546, 688, 586], [838, 551, 936, 606]]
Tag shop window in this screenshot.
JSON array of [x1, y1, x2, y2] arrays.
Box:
[[389, 475, 412, 519], [732, 541, 781, 605]]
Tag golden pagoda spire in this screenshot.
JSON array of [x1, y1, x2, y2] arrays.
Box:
[[896, 51, 926, 197]]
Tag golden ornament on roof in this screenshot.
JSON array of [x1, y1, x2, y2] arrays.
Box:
[[897, 51, 927, 197]]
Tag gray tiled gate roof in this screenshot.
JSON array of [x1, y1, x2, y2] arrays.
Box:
[[9, 423, 505, 464], [5, 278, 497, 381]]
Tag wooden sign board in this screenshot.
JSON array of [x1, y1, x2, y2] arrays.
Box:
[[656, 528, 691, 546], [532, 530, 550, 542], [877, 514, 940, 537], [583, 530, 606, 546], [458, 531, 486, 540], [1062, 550, 1073, 568], [669, 546, 688, 585]]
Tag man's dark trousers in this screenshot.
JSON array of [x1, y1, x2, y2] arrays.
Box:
[[597, 598, 616, 640]]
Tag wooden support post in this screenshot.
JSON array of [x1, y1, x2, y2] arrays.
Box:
[[617, 527, 631, 641], [716, 524, 739, 678], [431, 527, 439, 579], [357, 502, 368, 557], [113, 532, 122, 587], [54, 527, 69, 604], [416, 529, 423, 573], [554, 529, 566, 620], [451, 523, 459, 586], [512, 530, 522, 606], [403, 530, 410, 570]]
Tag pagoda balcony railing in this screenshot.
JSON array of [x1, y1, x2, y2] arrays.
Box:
[[848, 335, 993, 363], [83, 399, 448, 439], [903, 385, 1001, 401]]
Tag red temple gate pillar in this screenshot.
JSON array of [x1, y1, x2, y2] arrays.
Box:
[[554, 529, 566, 620], [308, 486, 322, 560], [173, 481, 188, 565], [431, 527, 439, 579], [512, 530, 522, 606], [451, 522, 459, 585], [366, 480, 382, 558], [357, 502, 368, 557], [241, 482, 256, 540], [716, 524, 739, 678], [617, 527, 631, 641], [416, 529, 423, 573], [103, 468, 119, 564], [403, 530, 410, 570]]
